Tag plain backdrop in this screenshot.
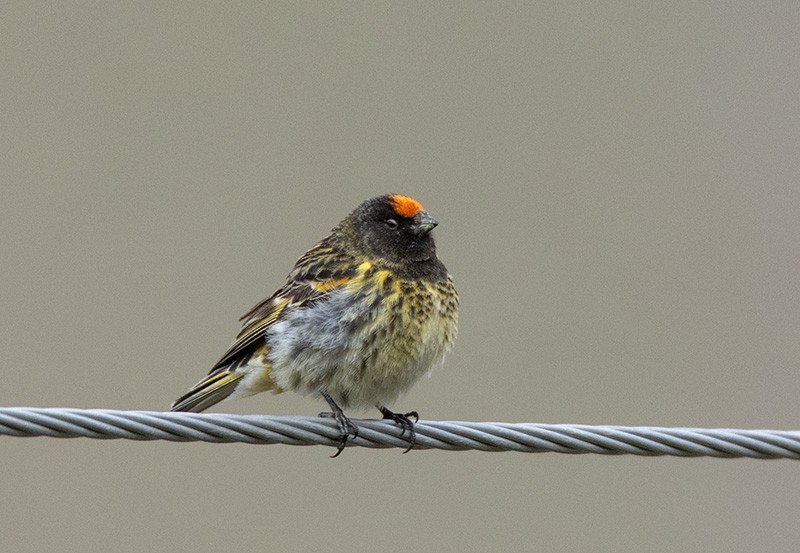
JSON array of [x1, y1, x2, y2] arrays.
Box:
[[2, 3, 799, 552]]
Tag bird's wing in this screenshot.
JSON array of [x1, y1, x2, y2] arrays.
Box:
[[208, 242, 358, 374]]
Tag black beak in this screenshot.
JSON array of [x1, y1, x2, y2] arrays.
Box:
[[414, 211, 438, 234]]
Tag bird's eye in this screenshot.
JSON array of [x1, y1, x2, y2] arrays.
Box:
[[385, 218, 399, 229]]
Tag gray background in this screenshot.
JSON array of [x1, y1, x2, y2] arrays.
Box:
[[2, 3, 799, 552]]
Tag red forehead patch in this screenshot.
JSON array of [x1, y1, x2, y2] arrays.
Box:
[[388, 194, 424, 217]]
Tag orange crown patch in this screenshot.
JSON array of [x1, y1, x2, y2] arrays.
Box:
[[388, 194, 424, 217]]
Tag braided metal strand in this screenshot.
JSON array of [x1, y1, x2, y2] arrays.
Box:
[[0, 407, 798, 459]]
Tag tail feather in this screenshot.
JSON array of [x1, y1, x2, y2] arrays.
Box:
[[170, 370, 245, 413]]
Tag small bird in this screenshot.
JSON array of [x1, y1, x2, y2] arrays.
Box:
[[170, 194, 458, 456]]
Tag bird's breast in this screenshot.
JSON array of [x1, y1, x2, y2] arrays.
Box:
[[265, 269, 458, 408]]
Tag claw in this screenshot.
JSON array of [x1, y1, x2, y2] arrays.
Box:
[[320, 392, 359, 457], [378, 406, 418, 453]]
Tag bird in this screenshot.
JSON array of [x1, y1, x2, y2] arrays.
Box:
[[170, 194, 458, 456]]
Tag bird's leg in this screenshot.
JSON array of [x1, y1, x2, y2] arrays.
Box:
[[378, 405, 419, 453], [319, 391, 359, 458]]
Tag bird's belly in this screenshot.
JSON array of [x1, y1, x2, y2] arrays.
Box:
[[265, 283, 456, 410]]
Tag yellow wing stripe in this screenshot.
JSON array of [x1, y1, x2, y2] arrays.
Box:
[[309, 277, 351, 292]]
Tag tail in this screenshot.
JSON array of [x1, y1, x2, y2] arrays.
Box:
[[170, 370, 246, 413]]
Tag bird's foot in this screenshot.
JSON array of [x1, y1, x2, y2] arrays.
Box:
[[379, 406, 418, 453], [319, 392, 359, 458]]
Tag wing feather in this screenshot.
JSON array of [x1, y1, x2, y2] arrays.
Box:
[[208, 240, 358, 374]]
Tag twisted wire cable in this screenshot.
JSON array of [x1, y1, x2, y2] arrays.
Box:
[[0, 407, 798, 459]]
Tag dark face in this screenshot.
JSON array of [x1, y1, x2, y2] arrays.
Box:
[[355, 195, 439, 264]]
